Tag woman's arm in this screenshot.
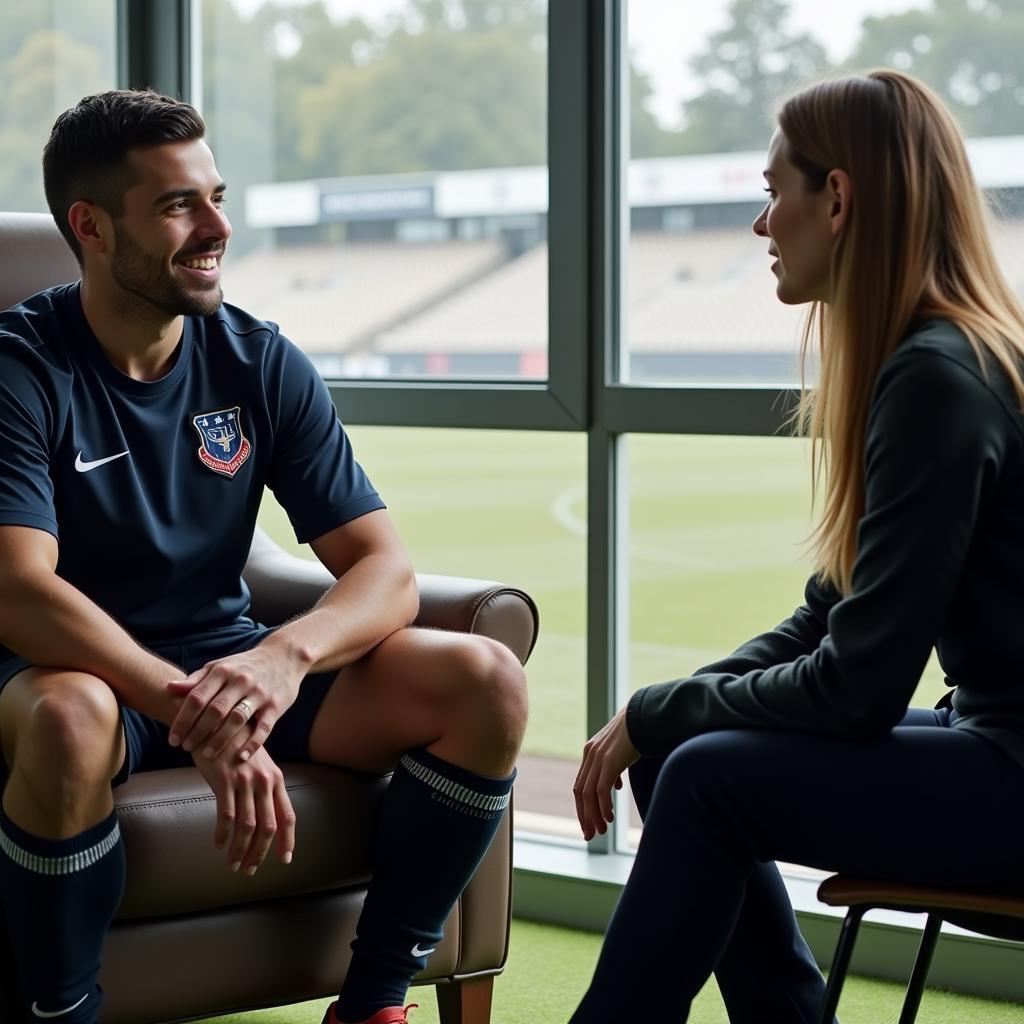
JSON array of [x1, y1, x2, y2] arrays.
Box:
[[689, 573, 839, 677]]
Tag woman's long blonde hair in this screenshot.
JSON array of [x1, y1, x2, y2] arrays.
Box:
[[781, 69, 1024, 593]]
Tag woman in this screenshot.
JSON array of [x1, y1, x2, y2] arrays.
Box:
[[570, 69, 1024, 1023]]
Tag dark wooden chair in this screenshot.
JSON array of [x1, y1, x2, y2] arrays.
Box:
[[815, 875, 1024, 1023]]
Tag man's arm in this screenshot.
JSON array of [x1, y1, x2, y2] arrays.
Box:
[[0, 523, 296, 873], [264, 508, 419, 673], [167, 508, 418, 759], [0, 525, 185, 722]]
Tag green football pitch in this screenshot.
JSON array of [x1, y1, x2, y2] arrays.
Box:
[[256, 427, 950, 762]]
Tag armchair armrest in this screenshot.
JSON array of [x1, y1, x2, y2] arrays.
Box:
[[243, 526, 539, 664]]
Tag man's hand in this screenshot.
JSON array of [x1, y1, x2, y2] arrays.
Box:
[[574, 706, 641, 841], [191, 745, 296, 874], [166, 641, 308, 761]]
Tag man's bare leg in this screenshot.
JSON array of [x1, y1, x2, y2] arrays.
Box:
[[307, 628, 526, 776], [0, 670, 128, 1024], [305, 628, 528, 1024]]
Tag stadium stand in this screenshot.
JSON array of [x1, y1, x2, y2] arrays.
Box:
[[221, 239, 506, 356], [230, 147, 1024, 381]]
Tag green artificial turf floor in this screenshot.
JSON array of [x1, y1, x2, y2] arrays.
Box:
[[192, 918, 1022, 1024]]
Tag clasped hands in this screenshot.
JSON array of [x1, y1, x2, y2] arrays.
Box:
[[165, 643, 306, 876], [574, 706, 640, 841]]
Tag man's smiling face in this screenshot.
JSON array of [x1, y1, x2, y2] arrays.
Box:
[[108, 138, 231, 317]]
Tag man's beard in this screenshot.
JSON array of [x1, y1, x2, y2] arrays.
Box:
[[111, 223, 224, 318]]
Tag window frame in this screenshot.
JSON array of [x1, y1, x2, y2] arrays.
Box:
[[117, 0, 1024, 998], [120, 0, 802, 862]]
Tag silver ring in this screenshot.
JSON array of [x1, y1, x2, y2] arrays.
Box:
[[235, 699, 255, 720]]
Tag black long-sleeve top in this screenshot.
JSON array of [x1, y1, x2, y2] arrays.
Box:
[[627, 319, 1024, 773]]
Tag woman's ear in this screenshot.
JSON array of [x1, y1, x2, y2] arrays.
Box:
[[827, 169, 852, 236]]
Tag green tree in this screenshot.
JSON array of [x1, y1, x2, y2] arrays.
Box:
[[672, 0, 831, 155], [0, 0, 114, 213], [402, 0, 546, 35], [630, 61, 681, 159], [848, 0, 1024, 137], [291, 26, 546, 177], [199, 0, 680, 199], [0, 30, 109, 212]]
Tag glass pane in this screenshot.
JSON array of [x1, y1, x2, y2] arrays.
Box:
[[202, 0, 548, 381], [0, 2, 117, 213], [257, 426, 585, 840], [623, 434, 948, 848], [624, 0, 1024, 384]]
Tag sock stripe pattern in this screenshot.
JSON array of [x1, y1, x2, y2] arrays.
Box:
[[400, 753, 511, 818], [0, 819, 121, 876]]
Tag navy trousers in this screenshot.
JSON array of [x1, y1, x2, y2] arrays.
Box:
[[569, 708, 1024, 1023]]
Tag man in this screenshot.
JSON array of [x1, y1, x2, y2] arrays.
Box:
[[0, 90, 527, 1024]]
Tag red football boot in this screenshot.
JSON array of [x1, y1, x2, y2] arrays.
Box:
[[322, 1002, 418, 1024]]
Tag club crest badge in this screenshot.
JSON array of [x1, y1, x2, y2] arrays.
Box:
[[192, 406, 251, 478]]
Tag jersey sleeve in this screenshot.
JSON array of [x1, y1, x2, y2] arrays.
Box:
[[264, 336, 385, 544], [626, 346, 1010, 757], [0, 339, 60, 537]]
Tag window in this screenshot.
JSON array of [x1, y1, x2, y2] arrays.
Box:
[[0, 1, 116, 213], [624, 0, 1024, 385], [622, 433, 949, 849], [201, 0, 549, 381], [258, 426, 586, 840], [189, 0, 1017, 866]]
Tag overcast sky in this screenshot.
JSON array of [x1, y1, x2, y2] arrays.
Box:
[[629, 0, 928, 126], [227, 0, 930, 127]]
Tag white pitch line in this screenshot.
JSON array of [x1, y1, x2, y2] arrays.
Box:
[[550, 483, 587, 537], [548, 484, 721, 570]]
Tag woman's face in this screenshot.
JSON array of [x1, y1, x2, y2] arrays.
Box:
[[752, 131, 839, 305]]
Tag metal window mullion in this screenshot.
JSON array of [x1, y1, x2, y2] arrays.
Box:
[[604, 384, 801, 436], [546, 0, 591, 427], [584, 0, 624, 857], [607, 0, 635, 856], [585, 430, 628, 856], [325, 381, 581, 430], [117, 0, 193, 99]]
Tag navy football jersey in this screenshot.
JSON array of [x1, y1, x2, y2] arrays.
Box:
[[0, 283, 384, 650]]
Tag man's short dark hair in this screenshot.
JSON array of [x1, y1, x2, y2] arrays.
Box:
[[43, 89, 206, 265]]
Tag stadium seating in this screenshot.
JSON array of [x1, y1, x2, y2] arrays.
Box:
[[223, 239, 505, 353]]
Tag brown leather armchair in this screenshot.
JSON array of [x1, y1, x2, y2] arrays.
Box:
[[0, 212, 539, 1024]]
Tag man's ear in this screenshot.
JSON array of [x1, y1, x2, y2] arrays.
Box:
[[826, 169, 852, 237], [67, 201, 113, 257]]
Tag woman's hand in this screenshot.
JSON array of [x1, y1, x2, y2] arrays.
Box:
[[574, 706, 640, 841], [166, 641, 307, 762]]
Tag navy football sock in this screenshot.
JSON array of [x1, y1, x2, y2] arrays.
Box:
[[0, 805, 125, 1024], [335, 748, 515, 1022]]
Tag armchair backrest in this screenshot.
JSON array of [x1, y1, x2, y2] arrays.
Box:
[[0, 212, 80, 311]]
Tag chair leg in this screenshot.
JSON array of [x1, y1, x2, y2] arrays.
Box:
[[435, 975, 495, 1024], [897, 914, 942, 1024], [816, 907, 865, 1024]]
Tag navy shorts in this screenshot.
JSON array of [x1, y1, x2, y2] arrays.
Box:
[[0, 622, 336, 788]]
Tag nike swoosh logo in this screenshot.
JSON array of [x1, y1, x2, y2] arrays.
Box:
[[32, 993, 89, 1018], [75, 450, 129, 473], [410, 943, 436, 958]]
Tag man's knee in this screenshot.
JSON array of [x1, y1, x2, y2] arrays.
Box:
[[450, 635, 528, 732], [5, 670, 122, 781]]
